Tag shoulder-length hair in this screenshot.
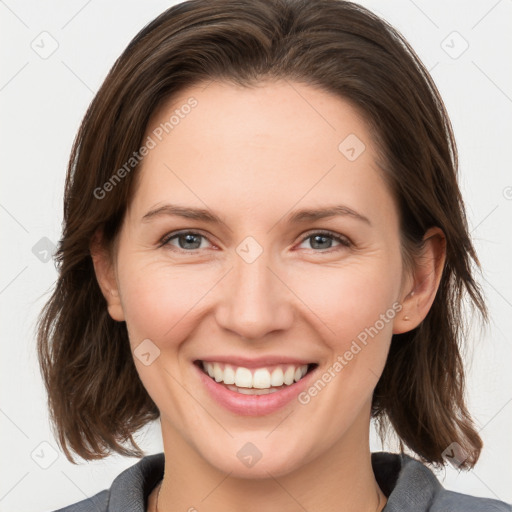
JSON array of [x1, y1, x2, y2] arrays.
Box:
[[37, 0, 487, 466]]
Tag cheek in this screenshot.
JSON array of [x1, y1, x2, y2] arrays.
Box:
[[286, 256, 402, 345], [117, 260, 219, 346], [117, 244, 403, 355]]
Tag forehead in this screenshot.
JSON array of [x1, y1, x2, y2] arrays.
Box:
[[147, 79, 371, 157], [129, 80, 395, 228]]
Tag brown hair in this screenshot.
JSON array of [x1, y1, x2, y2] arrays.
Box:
[[37, 0, 487, 466]]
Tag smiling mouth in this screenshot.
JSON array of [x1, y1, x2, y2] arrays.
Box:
[[194, 360, 318, 395]]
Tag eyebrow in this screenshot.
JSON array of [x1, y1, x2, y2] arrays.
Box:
[[285, 205, 371, 225], [141, 203, 371, 226]]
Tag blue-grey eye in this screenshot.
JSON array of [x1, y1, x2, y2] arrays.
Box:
[[163, 232, 207, 250], [298, 231, 351, 251]]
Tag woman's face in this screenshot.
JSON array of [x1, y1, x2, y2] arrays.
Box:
[[102, 80, 412, 477]]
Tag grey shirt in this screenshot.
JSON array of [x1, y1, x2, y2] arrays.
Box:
[[51, 451, 511, 511]]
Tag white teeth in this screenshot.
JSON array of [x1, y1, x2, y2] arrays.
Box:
[[271, 368, 284, 387], [205, 361, 215, 378], [235, 367, 253, 388], [223, 365, 235, 385], [201, 361, 310, 390], [283, 366, 295, 385], [237, 387, 258, 395], [253, 368, 271, 389], [213, 363, 223, 382], [227, 385, 276, 395]]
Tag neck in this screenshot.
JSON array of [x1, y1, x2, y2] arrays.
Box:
[[155, 411, 386, 512]]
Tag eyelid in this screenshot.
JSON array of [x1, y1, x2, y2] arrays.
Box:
[[297, 229, 352, 249], [160, 228, 352, 253], [159, 229, 216, 249]]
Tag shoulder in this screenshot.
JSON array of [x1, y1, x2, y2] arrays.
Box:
[[372, 452, 512, 512], [50, 490, 109, 512], [47, 452, 165, 512], [430, 488, 512, 512]]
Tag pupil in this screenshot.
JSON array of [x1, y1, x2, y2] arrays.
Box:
[[177, 234, 332, 250], [312, 235, 330, 250], [180, 234, 200, 249]]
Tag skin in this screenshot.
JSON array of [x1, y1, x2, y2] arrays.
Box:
[[91, 80, 446, 512]]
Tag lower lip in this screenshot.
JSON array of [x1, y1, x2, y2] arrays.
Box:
[[194, 362, 317, 416]]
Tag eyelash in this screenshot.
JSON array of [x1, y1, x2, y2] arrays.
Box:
[[159, 229, 352, 254]]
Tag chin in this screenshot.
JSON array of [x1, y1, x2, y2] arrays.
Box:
[[197, 436, 312, 479]]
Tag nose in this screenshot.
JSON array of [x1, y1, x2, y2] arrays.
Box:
[[214, 244, 295, 341]]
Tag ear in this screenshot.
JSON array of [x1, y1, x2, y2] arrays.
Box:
[[89, 229, 125, 322], [393, 227, 446, 334]]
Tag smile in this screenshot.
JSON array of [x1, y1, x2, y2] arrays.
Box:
[[194, 360, 318, 415], [198, 361, 312, 394]]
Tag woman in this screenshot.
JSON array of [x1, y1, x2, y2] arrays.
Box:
[[37, 0, 511, 511]]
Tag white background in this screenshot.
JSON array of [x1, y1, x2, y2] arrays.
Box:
[[1, 0, 511, 510]]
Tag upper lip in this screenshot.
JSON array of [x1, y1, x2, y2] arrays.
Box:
[[195, 355, 317, 369]]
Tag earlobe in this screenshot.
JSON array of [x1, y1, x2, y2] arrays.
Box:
[[393, 227, 446, 334], [89, 229, 125, 322]]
